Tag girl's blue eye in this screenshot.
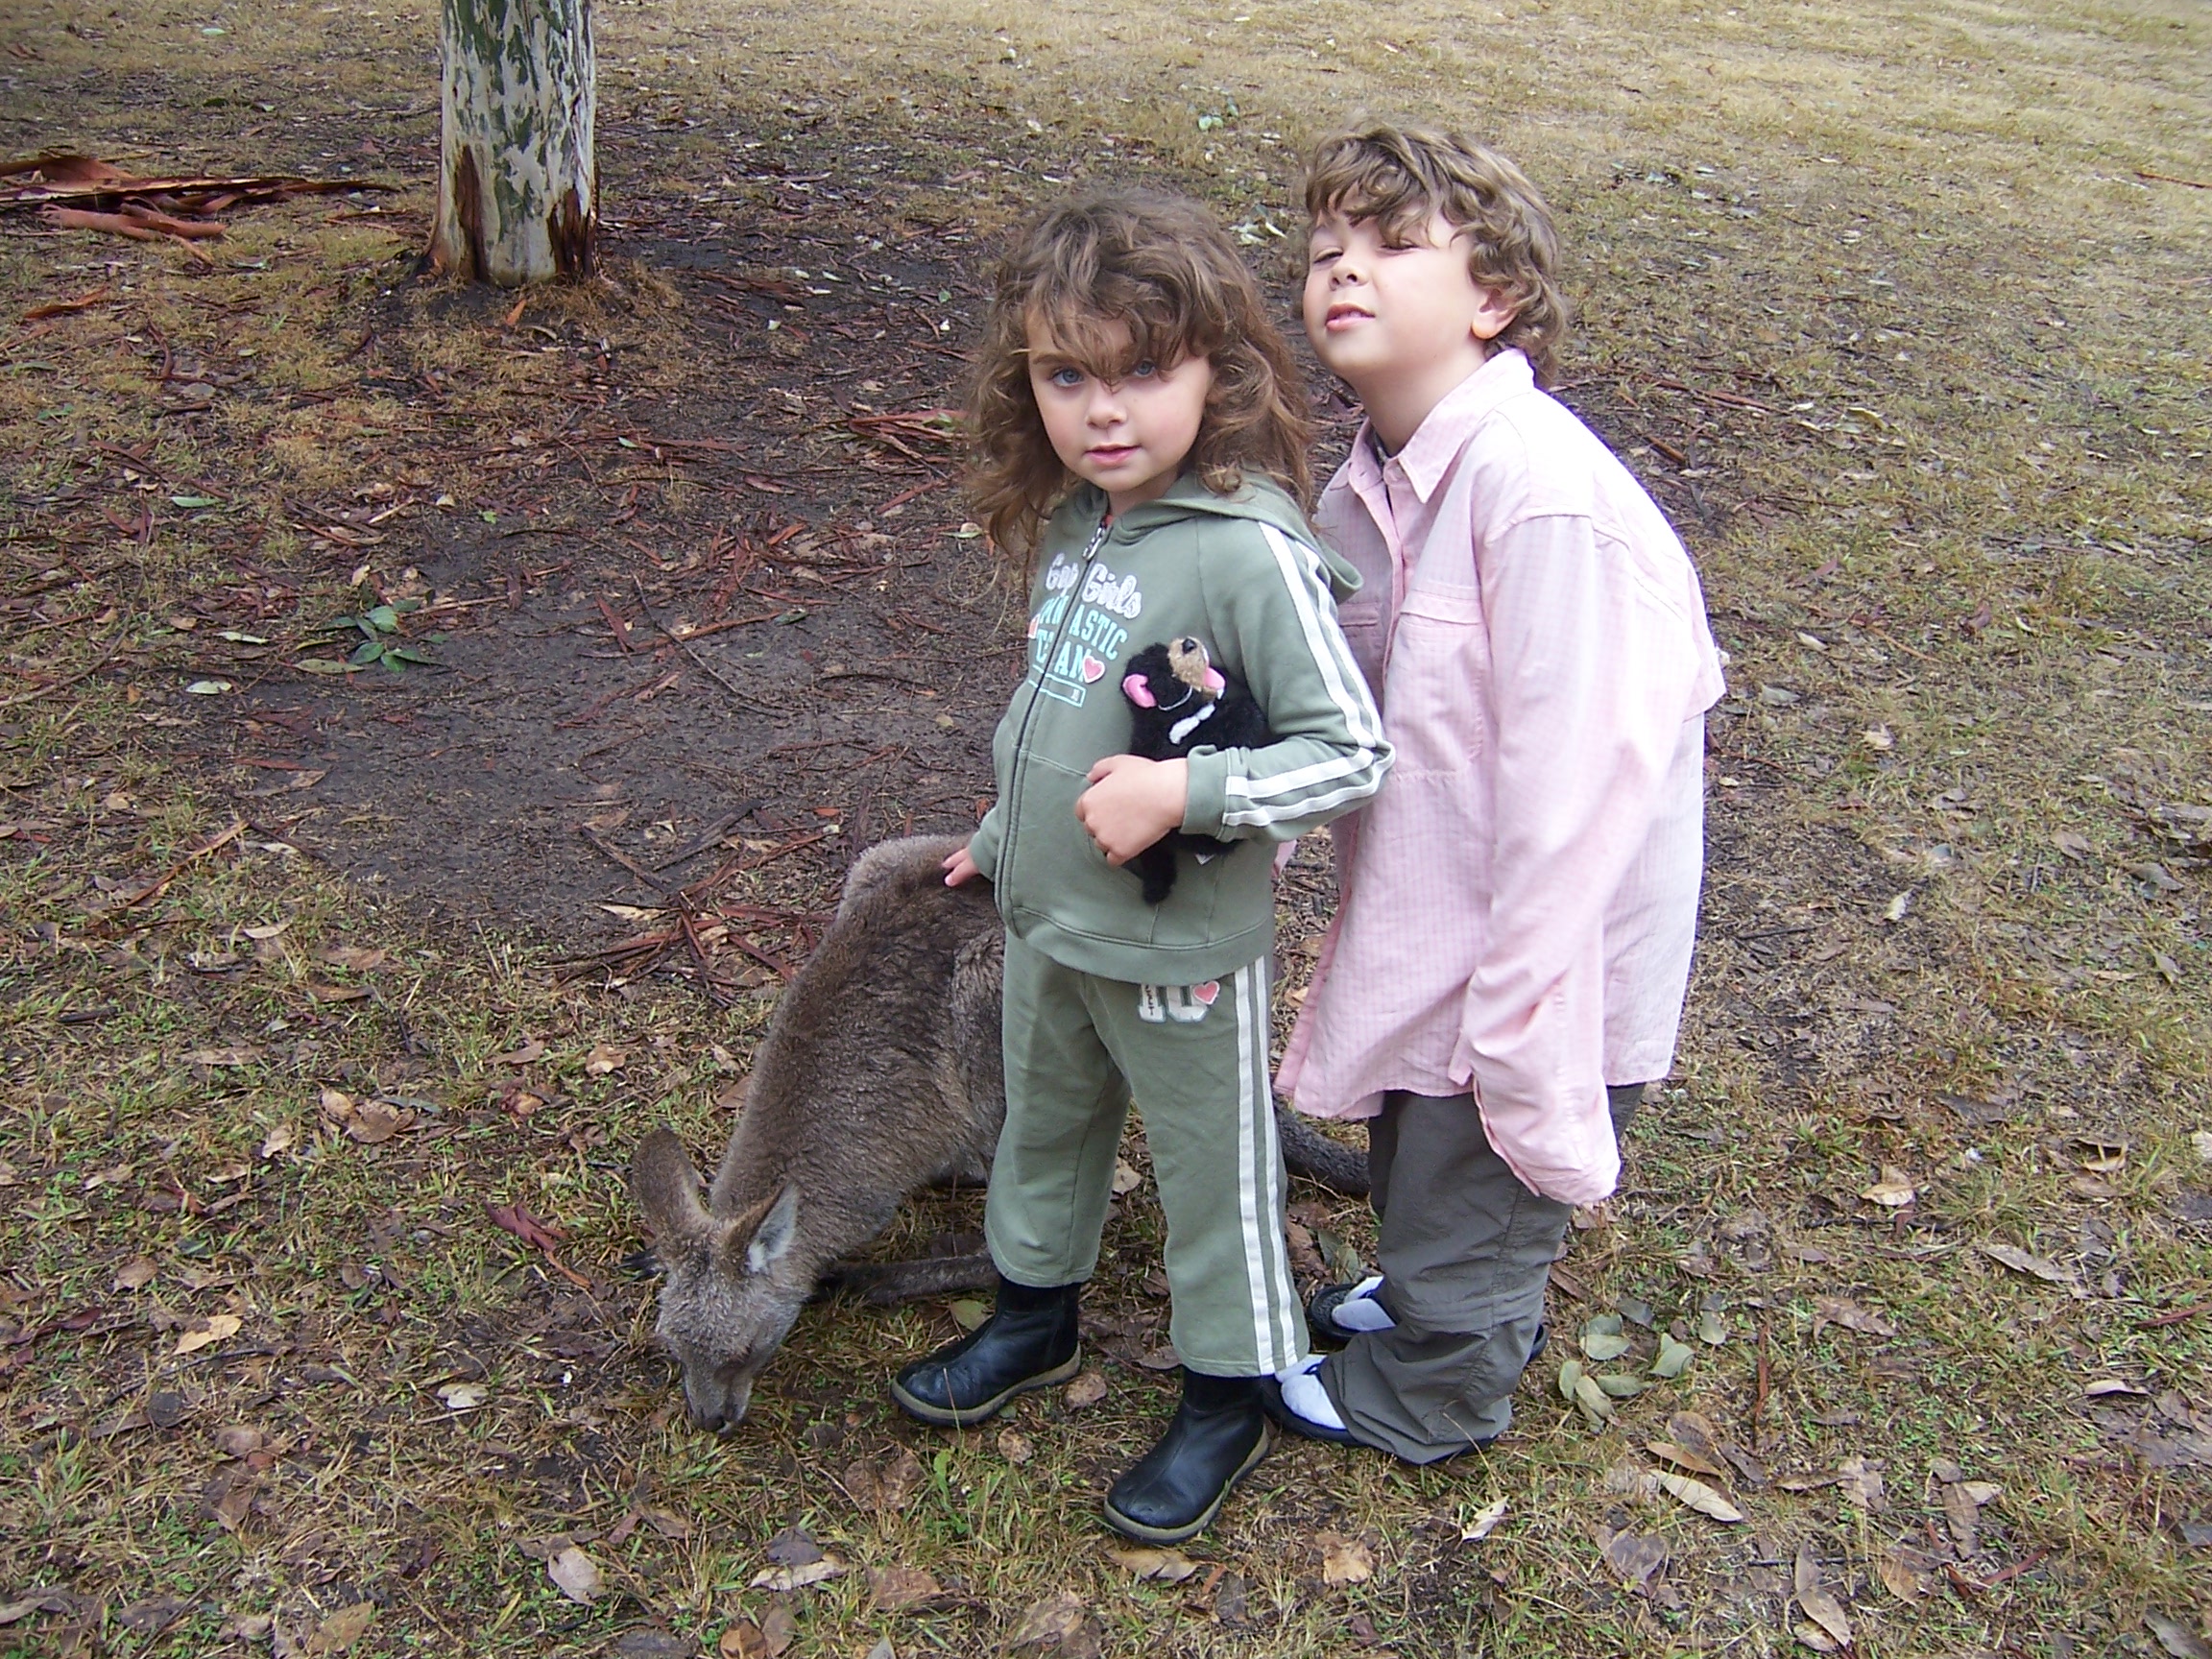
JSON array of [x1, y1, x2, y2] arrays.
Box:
[[1048, 367, 1085, 388], [1129, 361, 1158, 378]]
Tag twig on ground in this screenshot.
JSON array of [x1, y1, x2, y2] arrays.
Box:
[[0, 639, 124, 709], [630, 576, 775, 714]]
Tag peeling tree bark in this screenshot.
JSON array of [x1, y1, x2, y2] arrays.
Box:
[[429, 0, 596, 287]]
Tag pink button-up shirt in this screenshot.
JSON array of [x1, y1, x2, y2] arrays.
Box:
[[1277, 349, 1725, 1205]]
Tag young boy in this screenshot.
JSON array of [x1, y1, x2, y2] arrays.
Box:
[[1268, 124, 1726, 1461]]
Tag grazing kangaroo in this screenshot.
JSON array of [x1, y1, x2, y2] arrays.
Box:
[[631, 834, 1365, 1431]]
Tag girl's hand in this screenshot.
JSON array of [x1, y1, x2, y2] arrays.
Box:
[[943, 842, 981, 886], [1076, 756, 1189, 865]]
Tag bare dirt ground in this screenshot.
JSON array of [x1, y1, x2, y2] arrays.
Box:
[[2, 0, 2210, 1655]]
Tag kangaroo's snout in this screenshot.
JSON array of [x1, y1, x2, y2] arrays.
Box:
[[684, 1371, 755, 1432]]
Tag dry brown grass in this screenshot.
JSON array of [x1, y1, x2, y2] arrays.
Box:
[[2, 0, 2209, 1653]]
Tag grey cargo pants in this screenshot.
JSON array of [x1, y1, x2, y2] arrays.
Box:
[[1318, 1083, 1646, 1462]]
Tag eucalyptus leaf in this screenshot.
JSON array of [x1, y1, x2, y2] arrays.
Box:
[[1596, 1373, 1647, 1399], [349, 637, 384, 665], [295, 658, 356, 676], [1573, 1373, 1616, 1427], [1696, 1310, 1730, 1346], [1558, 1358, 1585, 1404], [1582, 1329, 1633, 1362], [1652, 1334, 1696, 1379]]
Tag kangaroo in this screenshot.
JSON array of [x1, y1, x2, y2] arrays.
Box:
[[632, 834, 1366, 1431]]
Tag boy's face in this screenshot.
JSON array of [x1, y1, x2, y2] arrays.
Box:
[[1026, 313, 1214, 517], [1304, 208, 1516, 399]]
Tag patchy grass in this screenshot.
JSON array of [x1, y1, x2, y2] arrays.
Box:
[[3, 0, 2211, 1654]]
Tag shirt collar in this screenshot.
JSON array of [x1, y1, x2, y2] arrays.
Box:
[[1351, 348, 1535, 505]]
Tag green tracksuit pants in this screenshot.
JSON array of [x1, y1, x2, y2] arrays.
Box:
[[984, 931, 1308, 1378]]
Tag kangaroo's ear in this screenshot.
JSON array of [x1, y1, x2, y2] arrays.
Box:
[[724, 1182, 801, 1276], [749, 1184, 801, 1273], [631, 1127, 709, 1247]]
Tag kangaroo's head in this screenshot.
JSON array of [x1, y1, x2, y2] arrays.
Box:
[[630, 1127, 805, 1431]]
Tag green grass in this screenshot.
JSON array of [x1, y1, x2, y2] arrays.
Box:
[[4, 0, 2210, 1652]]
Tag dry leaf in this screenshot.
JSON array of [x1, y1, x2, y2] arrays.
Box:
[[1959, 1479, 2003, 1506], [175, 1312, 242, 1355], [1003, 1589, 1101, 1657], [259, 1122, 295, 1159], [1795, 1622, 1843, 1653], [490, 1038, 546, 1066], [1979, 1241, 2073, 1284], [346, 1100, 412, 1144], [1317, 1533, 1375, 1585], [1877, 1548, 1935, 1603], [1110, 1158, 1142, 1194], [1657, 1472, 1745, 1523], [1647, 1440, 1727, 1479], [186, 1045, 260, 1067], [305, 1601, 375, 1653], [878, 1447, 923, 1510], [1943, 1482, 1984, 1554], [1065, 1370, 1108, 1408], [112, 1257, 157, 1291], [1602, 1530, 1667, 1590], [201, 1467, 256, 1531], [2146, 1611, 2212, 1659], [2075, 1138, 2128, 1174], [1860, 1166, 1916, 1207], [867, 1564, 941, 1611], [584, 1042, 626, 1075], [1813, 1296, 1897, 1339], [1837, 1455, 1887, 1512], [998, 1428, 1033, 1465], [947, 1298, 990, 1331], [1459, 1497, 1510, 1541], [1793, 1548, 1853, 1647], [718, 1622, 766, 1659], [548, 1546, 601, 1604], [1110, 1546, 1200, 1582], [749, 1557, 844, 1592], [437, 1382, 489, 1411]]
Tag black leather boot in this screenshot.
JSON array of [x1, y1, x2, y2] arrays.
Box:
[[889, 1277, 1082, 1428], [1103, 1368, 1270, 1544]]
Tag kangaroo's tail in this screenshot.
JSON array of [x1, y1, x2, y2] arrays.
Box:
[[1274, 1104, 1371, 1196]]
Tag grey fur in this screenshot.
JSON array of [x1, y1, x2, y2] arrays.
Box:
[[631, 833, 1365, 1431]]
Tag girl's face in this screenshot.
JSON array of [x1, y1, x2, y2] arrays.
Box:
[[1026, 313, 1214, 517]]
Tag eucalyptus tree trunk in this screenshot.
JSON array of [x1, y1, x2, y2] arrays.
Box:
[[429, 0, 596, 286]]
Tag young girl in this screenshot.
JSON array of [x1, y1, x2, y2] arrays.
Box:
[[889, 190, 1390, 1545]]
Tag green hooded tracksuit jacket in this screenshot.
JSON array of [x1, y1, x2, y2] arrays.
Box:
[[966, 474, 1391, 1377]]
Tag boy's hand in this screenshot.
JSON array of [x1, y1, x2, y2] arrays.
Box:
[[942, 841, 981, 886], [1076, 756, 1189, 866]]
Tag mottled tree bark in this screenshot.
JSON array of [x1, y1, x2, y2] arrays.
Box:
[[429, 0, 596, 286]]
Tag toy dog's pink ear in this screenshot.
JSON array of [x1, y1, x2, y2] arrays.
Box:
[[1122, 674, 1156, 708], [1201, 667, 1226, 696]]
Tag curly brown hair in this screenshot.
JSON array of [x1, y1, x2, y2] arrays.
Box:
[[967, 190, 1311, 560], [1304, 123, 1568, 383]]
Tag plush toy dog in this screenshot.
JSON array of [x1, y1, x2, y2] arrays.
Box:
[[1119, 637, 1273, 904]]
